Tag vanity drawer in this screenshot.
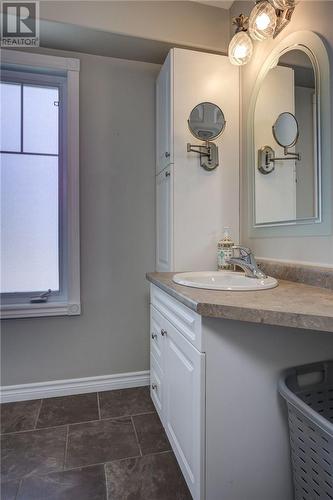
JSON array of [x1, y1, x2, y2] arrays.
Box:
[[150, 356, 164, 422], [150, 284, 204, 352]]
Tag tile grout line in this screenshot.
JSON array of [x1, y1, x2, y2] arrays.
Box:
[[131, 415, 142, 457], [1, 411, 157, 436], [1, 424, 68, 436], [12, 455, 143, 481], [104, 463, 109, 500], [97, 392, 101, 420], [5, 450, 174, 486], [14, 478, 23, 500], [63, 425, 69, 471], [33, 399, 43, 430]]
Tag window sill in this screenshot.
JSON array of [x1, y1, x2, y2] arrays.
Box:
[[1, 302, 81, 319]]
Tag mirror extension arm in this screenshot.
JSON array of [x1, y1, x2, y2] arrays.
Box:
[[186, 141, 219, 171], [258, 145, 301, 175], [271, 145, 301, 162], [187, 143, 211, 158]]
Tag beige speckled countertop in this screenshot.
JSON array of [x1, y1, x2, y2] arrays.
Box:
[[146, 272, 333, 333]]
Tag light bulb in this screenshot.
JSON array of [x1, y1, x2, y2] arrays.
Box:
[[256, 12, 271, 30], [249, 1, 277, 41], [228, 31, 253, 66], [234, 44, 248, 59]]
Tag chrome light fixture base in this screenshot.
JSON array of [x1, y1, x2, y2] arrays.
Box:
[[273, 6, 295, 38], [233, 13, 249, 34]]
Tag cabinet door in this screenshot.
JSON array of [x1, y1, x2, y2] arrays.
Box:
[[156, 52, 173, 174], [156, 167, 173, 272], [150, 357, 164, 421], [163, 318, 205, 500]]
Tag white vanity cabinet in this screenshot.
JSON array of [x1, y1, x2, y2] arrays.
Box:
[[155, 48, 240, 272], [149, 279, 333, 500], [150, 284, 205, 500]]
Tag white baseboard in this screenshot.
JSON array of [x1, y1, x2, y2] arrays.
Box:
[[0, 370, 150, 403]]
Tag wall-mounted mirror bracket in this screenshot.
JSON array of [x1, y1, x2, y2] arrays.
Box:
[[187, 142, 219, 171], [258, 145, 301, 175], [258, 146, 275, 174]]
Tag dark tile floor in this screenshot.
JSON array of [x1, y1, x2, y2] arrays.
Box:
[[0, 387, 192, 500]]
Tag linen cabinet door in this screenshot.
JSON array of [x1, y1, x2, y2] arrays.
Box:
[[163, 319, 205, 500], [156, 166, 173, 272], [156, 51, 173, 174]]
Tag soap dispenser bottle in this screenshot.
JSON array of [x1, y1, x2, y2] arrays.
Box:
[[217, 227, 234, 270]]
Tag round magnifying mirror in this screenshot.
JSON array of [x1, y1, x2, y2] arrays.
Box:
[[272, 112, 299, 148], [188, 102, 226, 141]]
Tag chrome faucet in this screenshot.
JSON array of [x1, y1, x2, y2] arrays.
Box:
[[227, 246, 267, 279]]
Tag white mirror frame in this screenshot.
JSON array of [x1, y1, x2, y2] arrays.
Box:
[[247, 30, 331, 237]]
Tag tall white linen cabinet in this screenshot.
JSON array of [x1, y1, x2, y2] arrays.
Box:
[[155, 48, 240, 273], [152, 48, 240, 500]]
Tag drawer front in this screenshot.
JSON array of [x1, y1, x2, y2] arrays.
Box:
[[150, 356, 164, 422], [150, 305, 165, 370], [151, 284, 203, 352]]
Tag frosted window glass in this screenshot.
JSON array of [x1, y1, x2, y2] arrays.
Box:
[[0, 82, 21, 152], [23, 85, 59, 154], [1, 153, 59, 293]]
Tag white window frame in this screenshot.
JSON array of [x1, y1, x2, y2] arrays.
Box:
[[0, 49, 80, 319]]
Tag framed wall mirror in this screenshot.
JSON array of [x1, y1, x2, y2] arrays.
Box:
[[247, 31, 331, 237], [254, 47, 318, 225]]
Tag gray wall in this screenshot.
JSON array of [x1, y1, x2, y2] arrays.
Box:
[[40, 1, 230, 54], [1, 48, 159, 385], [231, 0, 333, 266], [1, 0, 231, 387]]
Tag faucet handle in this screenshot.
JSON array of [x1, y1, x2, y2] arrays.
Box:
[[232, 245, 252, 258]]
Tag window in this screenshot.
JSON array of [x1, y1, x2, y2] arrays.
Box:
[[0, 50, 80, 318]]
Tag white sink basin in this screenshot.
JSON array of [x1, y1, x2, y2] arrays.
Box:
[[173, 271, 278, 291]]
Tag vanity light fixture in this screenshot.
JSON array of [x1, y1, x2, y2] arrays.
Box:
[[228, 14, 253, 66], [248, 1, 277, 41], [229, 0, 296, 65]]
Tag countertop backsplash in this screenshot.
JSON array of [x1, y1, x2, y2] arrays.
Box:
[[257, 259, 333, 291]]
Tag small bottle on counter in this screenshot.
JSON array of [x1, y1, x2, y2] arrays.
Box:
[[217, 227, 234, 270]]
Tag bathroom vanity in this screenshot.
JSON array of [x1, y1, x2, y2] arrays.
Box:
[[151, 30, 333, 500], [146, 272, 333, 500]]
